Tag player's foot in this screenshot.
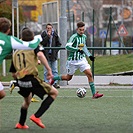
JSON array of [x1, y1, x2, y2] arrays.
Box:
[[93, 91, 103, 99], [15, 123, 29, 129], [31, 97, 40, 102], [30, 114, 45, 128], [9, 80, 16, 94], [53, 83, 60, 89], [49, 78, 54, 85]]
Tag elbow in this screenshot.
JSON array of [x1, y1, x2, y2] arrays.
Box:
[[37, 52, 43, 59]]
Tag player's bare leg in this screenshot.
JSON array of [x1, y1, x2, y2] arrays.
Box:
[[0, 90, 6, 99], [84, 69, 103, 99], [0, 82, 6, 99]]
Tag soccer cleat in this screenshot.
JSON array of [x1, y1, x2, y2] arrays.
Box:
[[15, 123, 29, 129], [53, 83, 60, 89], [49, 78, 54, 85], [93, 91, 103, 99], [31, 97, 40, 102], [9, 80, 16, 94], [30, 114, 45, 128]]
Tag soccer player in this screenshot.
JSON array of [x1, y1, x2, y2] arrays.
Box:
[[50, 21, 103, 99], [0, 17, 42, 100], [9, 28, 58, 129], [9, 27, 40, 102]]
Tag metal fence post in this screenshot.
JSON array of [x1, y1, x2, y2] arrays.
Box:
[[59, 0, 67, 86]]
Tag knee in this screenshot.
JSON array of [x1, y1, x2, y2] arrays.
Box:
[[22, 102, 30, 109], [54, 88, 58, 97], [0, 90, 6, 99], [50, 87, 58, 99], [67, 76, 72, 81]]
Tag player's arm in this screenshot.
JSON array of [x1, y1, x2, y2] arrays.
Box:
[[83, 44, 92, 57], [65, 37, 78, 52], [83, 44, 95, 61], [35, 46, 53, 80], [66, 43, 78, 52], [37, 52, 53, 80], [11, 35, 42, 50]]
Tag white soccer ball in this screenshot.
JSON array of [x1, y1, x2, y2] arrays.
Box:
[[76, 87, 86, 98]]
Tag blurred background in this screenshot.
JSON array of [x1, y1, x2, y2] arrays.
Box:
[[0, 0, 132, 78], [0, 0, 132, 54]]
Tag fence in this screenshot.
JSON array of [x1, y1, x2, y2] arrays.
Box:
[[0, 47, 132, 78]]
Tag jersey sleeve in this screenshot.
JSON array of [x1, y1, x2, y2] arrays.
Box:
[[65, 36, 78, 52], [34, 45, 44, 55], [83, 44, 92, 57], [11, 35, 42, 50]]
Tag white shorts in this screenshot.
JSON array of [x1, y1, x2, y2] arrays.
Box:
[[0, 82, 4, 91], [66, 57, 91, 75]]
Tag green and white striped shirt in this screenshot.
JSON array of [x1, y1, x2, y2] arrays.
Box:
[[0, 32, 42, 64], [66, 33, 91, 61]]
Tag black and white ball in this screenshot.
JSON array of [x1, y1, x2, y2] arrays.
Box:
[[76, 87, 86, 98]]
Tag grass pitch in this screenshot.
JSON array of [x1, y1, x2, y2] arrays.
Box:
[[0, 87, 132, 133]]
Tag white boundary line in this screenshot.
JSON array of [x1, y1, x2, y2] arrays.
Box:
[[4, 85, 132, 89], [5, 95, 132, 98], [4, 89, 132, 92]]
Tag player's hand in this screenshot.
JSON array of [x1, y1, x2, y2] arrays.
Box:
[[77, 49, 84, 54], [46, 70, 53, 80], [89, 56, 95, 61], [38, 60, 41, 65]]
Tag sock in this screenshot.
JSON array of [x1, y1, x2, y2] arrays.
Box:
[[53, 75, 62, 81], [35, 96, 54, 118], [19, 107, 27, 126], [14, 82, 18, 87], [89, 82, 96, 95], [13, 80, 18, 87]]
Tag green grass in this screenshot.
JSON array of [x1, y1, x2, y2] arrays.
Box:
[[0, 87, 132, 133], [94, 54, 133, 75], [0, 53, 132, 81]]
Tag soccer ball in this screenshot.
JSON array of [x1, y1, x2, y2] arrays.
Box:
[[76, 87, 86, 98]]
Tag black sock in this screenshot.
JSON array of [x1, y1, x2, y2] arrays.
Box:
[[19, 107, 27, 126], [14, 82, 18, 87], [35, 96, 54, 118]]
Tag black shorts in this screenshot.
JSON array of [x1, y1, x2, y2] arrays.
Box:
[[17, 75, 52, 100]]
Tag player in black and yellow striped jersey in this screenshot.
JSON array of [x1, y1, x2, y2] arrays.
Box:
[[9, 28, 58, 129], [9, 27, 40, 102]]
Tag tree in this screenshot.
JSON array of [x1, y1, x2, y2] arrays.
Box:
[[0, 1, 25, 36]]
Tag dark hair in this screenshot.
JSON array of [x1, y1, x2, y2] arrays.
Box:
[[46, 23, 53, 28], [77, 21, 85, 28], [0, 17, 11, 33], [21, 28, 34, 41]]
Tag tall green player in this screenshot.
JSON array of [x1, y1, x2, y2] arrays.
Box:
[[50, 21, 103, 99]]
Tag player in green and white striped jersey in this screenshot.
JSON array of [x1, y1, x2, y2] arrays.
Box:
[[50, 21, 103, 99], [0, 17, 42, 100]]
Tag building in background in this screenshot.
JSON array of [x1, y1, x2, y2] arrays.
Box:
[[18, 0, 56, 22]]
